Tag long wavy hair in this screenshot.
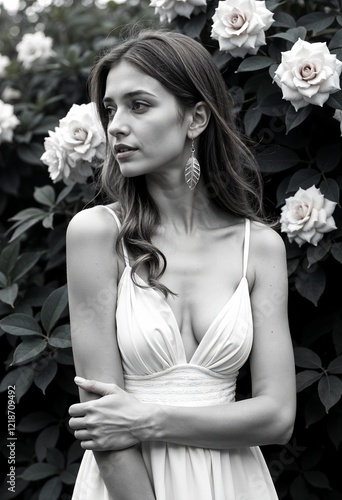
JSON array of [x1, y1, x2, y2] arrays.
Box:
[[89, 29, 265, 296]]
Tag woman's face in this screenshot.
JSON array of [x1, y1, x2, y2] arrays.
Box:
[[103, 61, 192, 179]]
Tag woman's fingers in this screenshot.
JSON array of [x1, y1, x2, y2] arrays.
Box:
[[69, 415, 85, 430], [74, 377, 118, 396], [69, 401, 88, 417]]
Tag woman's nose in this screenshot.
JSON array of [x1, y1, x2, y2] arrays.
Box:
[[107, 110, 130, 137]]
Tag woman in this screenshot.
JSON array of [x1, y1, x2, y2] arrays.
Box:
[[67, 29, 296, 500]]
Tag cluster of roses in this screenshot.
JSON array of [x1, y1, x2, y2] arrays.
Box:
[[0, 30, 106, 185], [0, 31, 55, 146]]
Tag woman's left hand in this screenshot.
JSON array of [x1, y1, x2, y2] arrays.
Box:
[[69, 377, 151, 451]]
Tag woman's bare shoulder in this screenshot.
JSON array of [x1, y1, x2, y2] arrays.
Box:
[[250, 220, 286, 257], [66, 203, 120, 245]]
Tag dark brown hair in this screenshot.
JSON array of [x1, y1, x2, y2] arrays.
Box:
[[89, 29, 265, 296]]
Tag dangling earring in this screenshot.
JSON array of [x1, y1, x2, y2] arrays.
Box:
[[185, 139, 200, 190]]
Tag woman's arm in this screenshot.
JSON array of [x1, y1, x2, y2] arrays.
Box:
[[150, 224, 296, 449], [67, 206, 155, 500], [69, 223, 296, 452]]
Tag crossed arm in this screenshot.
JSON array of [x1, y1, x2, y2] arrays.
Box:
[[66, 207, 156, 500], [68, 218, 296, 456]]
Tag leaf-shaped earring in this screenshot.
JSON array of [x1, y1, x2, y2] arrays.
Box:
[[184, 139, 200, 190]]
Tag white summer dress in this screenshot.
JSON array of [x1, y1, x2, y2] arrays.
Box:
[[71, 206, 279, 500]]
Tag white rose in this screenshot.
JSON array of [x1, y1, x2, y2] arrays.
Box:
[[0, 100, 20, 144], [0, 55, 10, 78], [280, 185, 337, 247], [150, 0, 207, 23], [16, 31, 55, 70], [2, 87, 22, 103], [41, 128, 75, 184], [41, 103, 105, 185], [273, 38, 342, 111], [58, 103, 106, 164], [211, 0, 274, 58], [333, 109, 342, 135]]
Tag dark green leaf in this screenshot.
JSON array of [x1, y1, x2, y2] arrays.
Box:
[[36, 426, 60, 462], [273, 11, 296, 28], [297, 12, 335, 33], [34, 360, 58, 394], [295, 266, 326, 306], [60, 465, 79, 485], [318, 375, 342, 412], [17, 143, 45, 166], [307, 241, 331, 267], [271, 26, 307, 43], [67, 441, 83, 465], [48, 325, 71, 348], [285, 105, 311, 133], [286, 169, 321, 193], [0, 313, 42, 336], [9, 207, 47, 223], [12, 339, 47, 365], [327, 413, 342, 449], [17, 412, 57, 432], [296, 370, 322, 392], [290, 475, 310, 498], [178, 11, 207, 39], [15, 366, 34, 402], [243, 105, 262, 137], [20, 463, 59, 481], [34, 185, 56, 207], [304, 470, 331, 489], [0, 271, 7, 287], [257, 91, 289, 117], [42, 213, 54, 229], [327, 90, 342, 110], [257, 145, 300, 173], [38, 476, 62, 500], [304, 395, 326, 428], [56, 184, 74, 204], [212, 49, 232, 71], [55, 349, 74, 365], [12, 252, 43, 282], [236, 56, 274, 73], [9, 216, 47, 243], [319, 178, 340, 203], [41, 285, 68, 333], [331, 243, 342, 264], [0, 368, 20, 392], [0, 284, 18, 308], [294, 347, 323, 369], [332, 315, 342, 355], [33, 115, 59, 135], [316, 143, 341, 173], [47, 448, 65, 469], [329, 28, 342, 50], [0, 240, 20, 275], [327, 356, 342, 374]]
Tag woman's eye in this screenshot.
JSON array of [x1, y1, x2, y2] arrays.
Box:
[[105, 107, 116, 119], [132, 101, 148, 112]]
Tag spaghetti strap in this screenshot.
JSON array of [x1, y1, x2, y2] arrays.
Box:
[[101, 205, 130, 267], [242, 219, 250, 278]]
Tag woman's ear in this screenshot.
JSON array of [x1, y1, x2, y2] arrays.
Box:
[[188, 101, 211, 139]]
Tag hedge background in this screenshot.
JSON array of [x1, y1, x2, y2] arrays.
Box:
[[0, 0, 341, 499]]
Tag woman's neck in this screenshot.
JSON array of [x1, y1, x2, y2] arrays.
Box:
[[145, 173, 222, 234]]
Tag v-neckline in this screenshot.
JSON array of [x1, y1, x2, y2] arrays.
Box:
[[122, 268, 248, 364]]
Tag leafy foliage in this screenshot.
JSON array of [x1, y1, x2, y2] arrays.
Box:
[[0, 0, 341, 499]]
